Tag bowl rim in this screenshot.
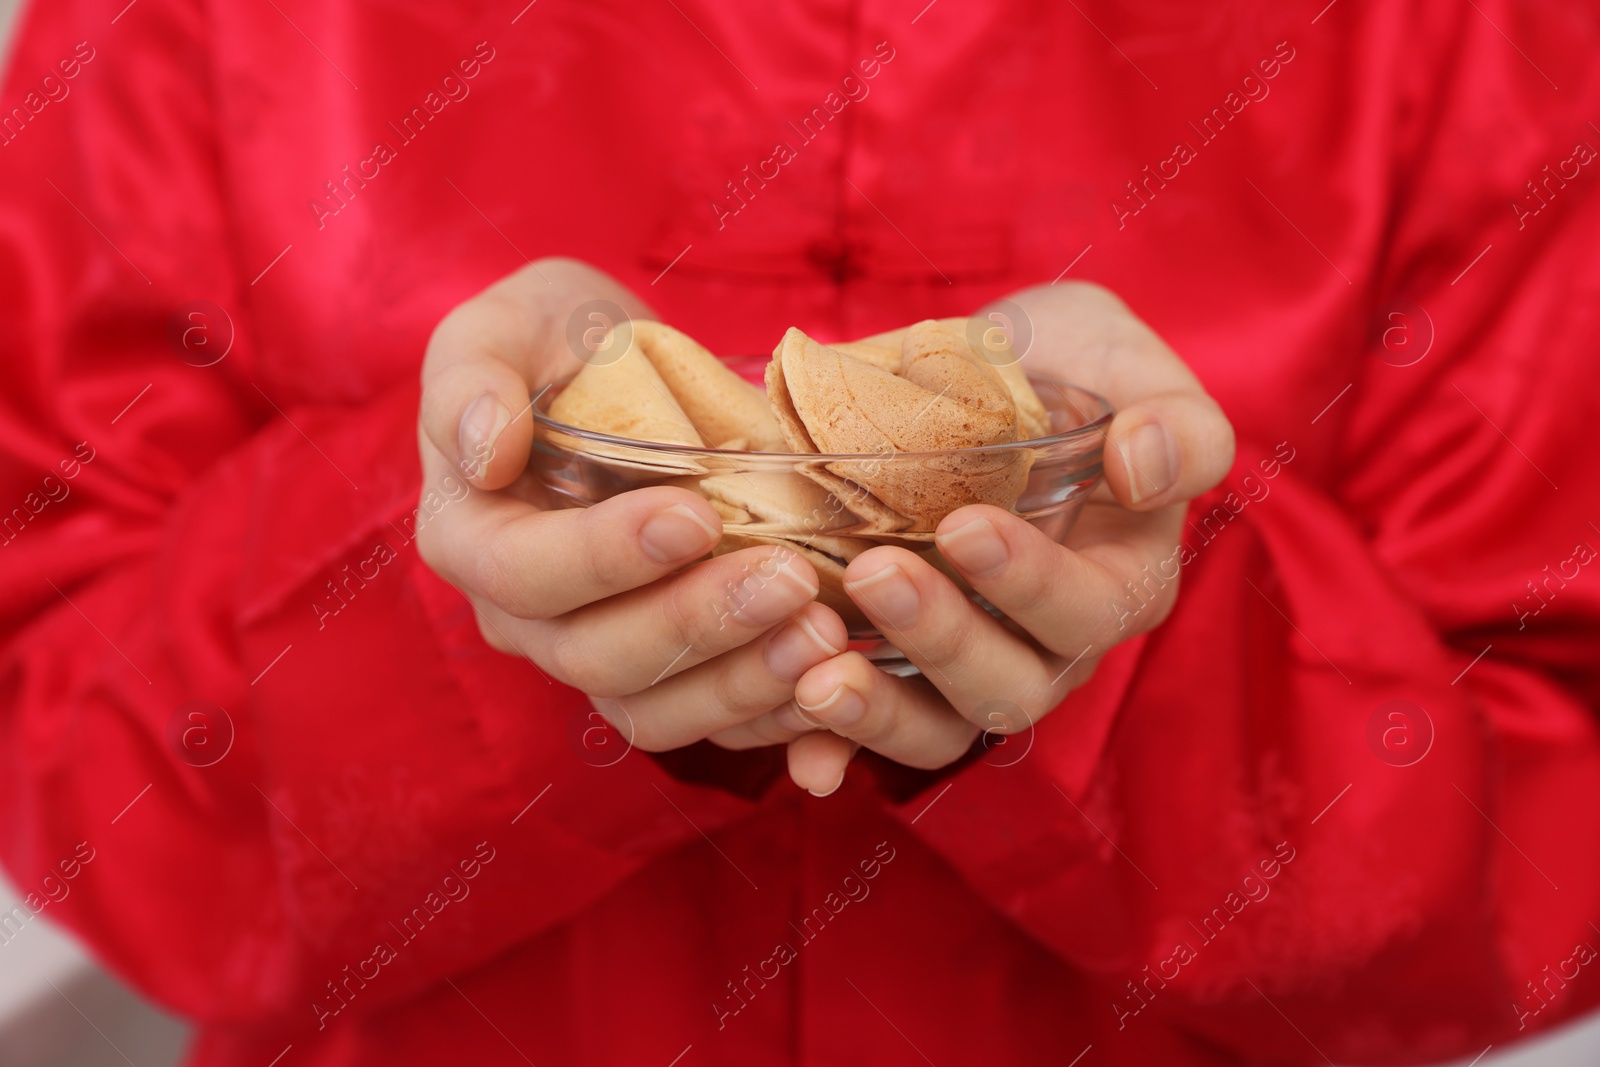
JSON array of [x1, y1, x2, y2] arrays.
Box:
[[531, 368, 1114, 461]]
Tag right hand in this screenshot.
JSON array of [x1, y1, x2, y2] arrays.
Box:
[[415, 258, 848, 758]]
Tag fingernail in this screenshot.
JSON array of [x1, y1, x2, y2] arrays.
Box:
[[640, 503, 721, 564], [798, 683, 866, 729], [936, 514, 1008, 577], [771, 550, 821, 598], [1118, 422, 1177, 505], [459, 394, 512, 478], [731, 554, 819, 627], [844, 561, 920, 627], [809, 770, 846, 798], [765, 615, 841, 680]]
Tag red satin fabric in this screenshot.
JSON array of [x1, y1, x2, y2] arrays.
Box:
[[3, 1, 1599, 1064]]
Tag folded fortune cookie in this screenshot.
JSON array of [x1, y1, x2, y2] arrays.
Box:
[[765, 319, 1044, 532], [545, 316, 1054, 623], [549, 320, 786, 451], [821, 318, 1051, 441]]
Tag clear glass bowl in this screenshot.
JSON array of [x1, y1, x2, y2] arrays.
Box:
[[530, 354, 1111, 676]]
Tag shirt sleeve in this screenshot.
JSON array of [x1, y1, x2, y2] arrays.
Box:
[[891, 0, 1600, 1059], [0, 0, 755, 1027]]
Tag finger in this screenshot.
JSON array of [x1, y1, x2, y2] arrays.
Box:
[[841, 547, 1062, 720], [704, 699, 821, 751], [541, 544, 822, 697], [934, 504, 1182, 657], [786, 733, 859, 797], [419, 483, 725, 620], [420, 259, 655, 488], [592, 603, 846, 751], [792, 652, 978, 770], [988, 282, 1235, 509], [469, 598, 527, 657], [1103, 391, 1236, 509], [995, 282, 1205, 404], [420, 281, 549, 491], [420, 351, 539, 490]]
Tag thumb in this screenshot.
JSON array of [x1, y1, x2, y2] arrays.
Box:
[[419, 258, 655, 490], [419, 295, 545, 490], [1102, 390, 1236, 510]]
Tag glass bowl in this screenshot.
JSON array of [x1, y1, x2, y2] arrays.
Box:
[[530, 354, 1111, 676]]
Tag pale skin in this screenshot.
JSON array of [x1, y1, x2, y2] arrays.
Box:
[[416, 258, 1235, 795]]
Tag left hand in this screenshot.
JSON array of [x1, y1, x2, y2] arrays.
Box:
[[707, 282, 1236, 795]]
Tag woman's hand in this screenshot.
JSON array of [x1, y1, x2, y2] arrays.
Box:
[[415, 258, 846, 756], [709, 282, 1236, 795]]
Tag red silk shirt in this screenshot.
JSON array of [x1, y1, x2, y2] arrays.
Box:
[[2, 1, 1599, 1064]]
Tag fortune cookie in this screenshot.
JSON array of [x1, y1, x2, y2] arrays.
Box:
[[696, 471, 870, 626], [548, 326, 703, 447], [695, 472, 855, 537], [545, 316, 1061, 632], [549, 320, 785, 450], [830, 319, 1051, 440], [764, 320, 1039, 532]]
